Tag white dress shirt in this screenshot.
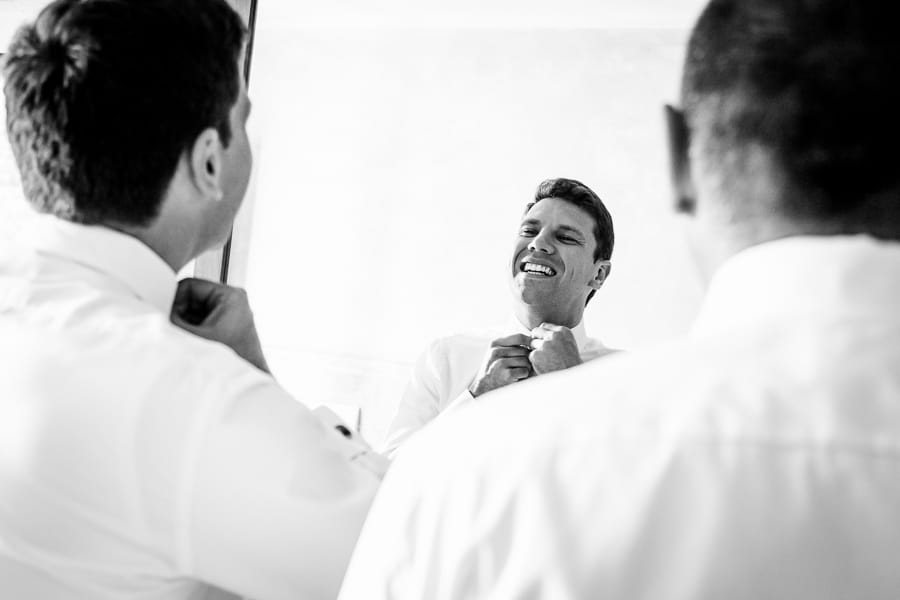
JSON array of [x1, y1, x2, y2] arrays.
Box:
[[0, 216, 380, 600], [340, 235, 900, 600], [382, 320, 612, 456]]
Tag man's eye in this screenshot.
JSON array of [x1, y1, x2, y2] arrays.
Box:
[[558, 235, 580, 244], [519, 228, 537, 236]]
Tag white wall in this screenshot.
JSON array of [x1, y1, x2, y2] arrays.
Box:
[[239, 3, 708, 444]]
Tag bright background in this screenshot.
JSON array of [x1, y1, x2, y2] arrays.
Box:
[[1, 0, 709, 446], [238, 1, 708, 444]]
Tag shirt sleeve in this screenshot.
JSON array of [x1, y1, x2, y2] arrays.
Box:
[[381, 338, 452, 457], [181, 365, 381, 600], [440, 388, 476, 415]]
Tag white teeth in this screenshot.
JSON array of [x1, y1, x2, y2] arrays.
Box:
[[523, 263, 555, 276]]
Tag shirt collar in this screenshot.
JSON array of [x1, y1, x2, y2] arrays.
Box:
[[27, 215, 177, 314], [508, 315, 590, 352], [692, 235, 900, 337]]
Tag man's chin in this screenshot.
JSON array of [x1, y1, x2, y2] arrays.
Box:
[[511, 281, 557, 307]]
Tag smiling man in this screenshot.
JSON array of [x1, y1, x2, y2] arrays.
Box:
[[383, 178, 616, 455]]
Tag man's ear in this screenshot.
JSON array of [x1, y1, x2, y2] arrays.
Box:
[[188, 127, 224, 202], [588, 260, 611, 290], [665, 104, 696, 216]]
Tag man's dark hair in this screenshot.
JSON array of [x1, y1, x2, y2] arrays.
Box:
[[682, 0, 900, 228], [527, 178, 614, 304], [3, 0, 246, 226]]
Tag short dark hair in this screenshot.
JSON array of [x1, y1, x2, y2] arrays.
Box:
[[3, 0, 246, 226], [683, 0, 900, 225], [529, 178, 614, 262]]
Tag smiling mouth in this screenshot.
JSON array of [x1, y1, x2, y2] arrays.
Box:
[[520, 262, 556, 277]]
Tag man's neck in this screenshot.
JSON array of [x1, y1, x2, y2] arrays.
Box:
[[695, 180, 900, 283], [112, 220, 194, 273], [513, 303, 583, 330]]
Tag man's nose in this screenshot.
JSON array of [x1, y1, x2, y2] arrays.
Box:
[[528, 231, 554, 254]]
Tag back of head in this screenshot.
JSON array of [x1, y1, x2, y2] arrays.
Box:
[[683, 0, 900, 238], [2, 0, 245, 227]]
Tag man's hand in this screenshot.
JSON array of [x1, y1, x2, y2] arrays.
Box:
[[529, 323, 582, 375], [468, 333, 534, 398], [170, 277, 270, 374]]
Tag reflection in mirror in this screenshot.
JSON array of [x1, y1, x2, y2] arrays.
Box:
[[230, 3, 706, 445]]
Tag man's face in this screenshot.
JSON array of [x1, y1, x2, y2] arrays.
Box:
[[509, 197, 604, 323]]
